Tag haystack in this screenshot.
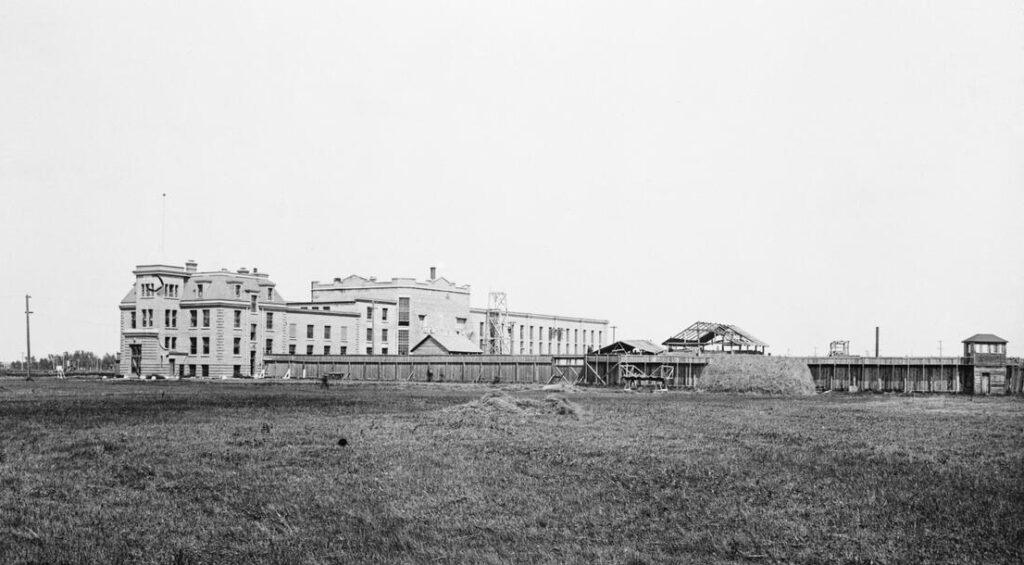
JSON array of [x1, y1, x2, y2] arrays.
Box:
[[697, 355, 815, 395], [444, 391, 586, 418]]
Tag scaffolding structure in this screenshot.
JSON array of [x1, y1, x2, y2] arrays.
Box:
[[485, 291, 510, 355]]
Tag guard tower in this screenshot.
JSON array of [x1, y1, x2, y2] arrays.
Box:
[[962, 333, 1008, 394]]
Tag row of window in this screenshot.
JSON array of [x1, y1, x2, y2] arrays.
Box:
[[140, 283, 180, 298], [131, 309, 277, 330], [969, 343, 1006, 354], [289, 324, 351, 341], [478, 323, 602, 346]]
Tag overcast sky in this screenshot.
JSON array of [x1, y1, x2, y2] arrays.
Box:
[[1, 1, 1022, 360]]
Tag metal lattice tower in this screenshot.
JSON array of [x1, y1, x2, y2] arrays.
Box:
[[486, 291, 510, 355]]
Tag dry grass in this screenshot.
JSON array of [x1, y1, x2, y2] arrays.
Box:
[[698, 355, 816, 395], [1, 378, 1022, 564]]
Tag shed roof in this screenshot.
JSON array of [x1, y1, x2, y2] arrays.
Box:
[[410, 333, 482, 354], [593, 340, 665, 355], [962, 333, 1008, 344]]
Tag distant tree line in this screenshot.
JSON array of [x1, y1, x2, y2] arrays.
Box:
[[3, 350, 118, 373]]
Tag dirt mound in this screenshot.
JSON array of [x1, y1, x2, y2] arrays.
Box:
[[444, 391, 586, 418], [698, 355, 815, 396]]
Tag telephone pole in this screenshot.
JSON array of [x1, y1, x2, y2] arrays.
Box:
[[25, 295, 33, 381]]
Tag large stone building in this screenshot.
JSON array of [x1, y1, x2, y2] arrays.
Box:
[[120, 262, 610, 377], [119, 261, 361, 378], [309, 267, 609, 356]]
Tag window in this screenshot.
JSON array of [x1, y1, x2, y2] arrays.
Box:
[[250, 295, 257, 312], [250, 323, 257, 341], [382, 329, 388, 342], [202, 337, 210, 355], [590, 330, 594, 344], [234, 284, 241, 298], [201, 364, 209, 377], [203, 309, 211, 328], [398, 297, 410, 326], [382, 308, 388, 321], [480, 322, 485, 340], [366, 347, 373, 355], [165, 310, 177, 328], [171, 337, 177, 350], [233, 338, 241, 355], [164, 337, 171, 349], [190, 310, 198, 328], [197, 284, 204, 298], [267, 288, 273, 300], [456, 317, 467, 334], [231, 310, 239, 328], [166, 284, 178, 298], [398, 329, 409, 355], [598, 331, 603, 345], [366, 328, 373, 342], [338, 346, 347, 355], [306, 345, 314, 355], [266, 312, 273, 330], [141, 283, 154, 297], [381, 347, 388, 355], [312, 306, 320, 311], [323, 306, 330, 311], [130, 311, 137, 329], [307, 325, 314, 339], [520, 326, 525, 340], [189, 364, 196, 377], [366, 306, 373, 319], [265, 339, 273, 354], [189, 338, 197, 354], [339, 326, 349, 342], [233, 365, 241, 377], [288, 324, 296, 339], [288, 344, 296, 355], [324, 326, 331, 340], [324, 345, 331, 355], [142, 309, 154, 327]]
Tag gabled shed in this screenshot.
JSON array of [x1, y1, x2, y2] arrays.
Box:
[[410, 334, 483, 355], [593, 340, 665, 356]]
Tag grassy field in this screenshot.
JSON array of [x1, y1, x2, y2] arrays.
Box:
[[1, 379, 1022, 564]]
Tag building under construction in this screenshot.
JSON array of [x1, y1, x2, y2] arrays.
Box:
[[662, 321, 768, 355]]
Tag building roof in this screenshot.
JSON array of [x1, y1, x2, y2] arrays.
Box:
[[594, 340, 665, 355], [410, 334, 482, 354], [962, 333, 1008, 344], [663, 321, 768, 348]]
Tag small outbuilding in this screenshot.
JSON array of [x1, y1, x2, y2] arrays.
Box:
[[410, 334, 483, 355], [593, 340, 665, 355], [962, 333, 1008, 394]]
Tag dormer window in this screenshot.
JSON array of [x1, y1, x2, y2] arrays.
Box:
[[234, 284, 241, 298], [197, 284, 204, 298], [267, 288, 273, 300]]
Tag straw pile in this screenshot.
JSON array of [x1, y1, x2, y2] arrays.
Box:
[[443, 391, 586, 419], [698, 355, 815, 395]]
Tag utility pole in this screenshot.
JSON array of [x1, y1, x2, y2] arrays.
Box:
[[938, 340, 943, 357], [25, 295, 33, 381], [161, 192, 167, 259]]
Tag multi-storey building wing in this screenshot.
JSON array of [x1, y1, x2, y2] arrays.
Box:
[[310, 269, 473, 355], [119, 261, 359, 378]]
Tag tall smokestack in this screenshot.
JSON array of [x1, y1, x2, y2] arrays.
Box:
[[430, 266, 436, 280], [875, 327, 879, 358]]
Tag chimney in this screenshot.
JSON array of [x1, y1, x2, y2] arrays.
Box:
[[238, 267, 249, 275], [253, 267, 258, 274], [185, 260, 197, 274], [430, 266, 437, 280]]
